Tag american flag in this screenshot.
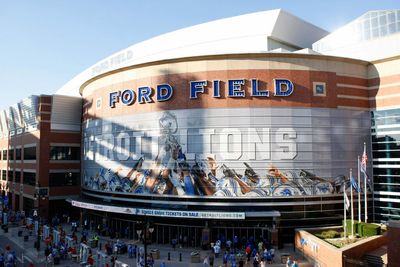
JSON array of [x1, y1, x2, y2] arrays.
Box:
[[361, 147, 367, 173], [361, 143, 372, 190]]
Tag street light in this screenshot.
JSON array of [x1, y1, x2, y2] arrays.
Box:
[[33, 185, 47, 252], [33, 193, 41, 251], [137, 221, 154, 267]]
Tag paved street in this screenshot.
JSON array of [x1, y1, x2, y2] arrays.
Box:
[[0, 223, 308, 267]]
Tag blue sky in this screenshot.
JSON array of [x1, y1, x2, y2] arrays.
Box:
[[0, 0, 399, 110]]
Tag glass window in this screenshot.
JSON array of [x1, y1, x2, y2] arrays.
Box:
[[388, 11, 395, 24], [49, 172, 80, 186], [15, 148, 21, 160], [380, 26, 387, 37], [7, 170, 13, 181], [23, 146, 36, 160], [49, 146, 80, 160], [364, 19, 371, 31], [1, 170, 6, 180], [379, 14, 387, 25], [15, 171, 21, 183], [372, 142, 400, 150], [373, 150, 400, 158], [2, 150, 7, 161], [371, 17, 378, 28], [23, 172, 36, 186], [8, 149, 14, 161], [374, 168, 400, 176], [389, 23, 396, 34], [372, 28, 379, 38]]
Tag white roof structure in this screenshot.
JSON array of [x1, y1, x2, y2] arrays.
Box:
[[56, 9, 329, 97], [313, 10, 400, 61]]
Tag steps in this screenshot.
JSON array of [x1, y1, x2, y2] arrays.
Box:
[[362, 246, 388, 267]]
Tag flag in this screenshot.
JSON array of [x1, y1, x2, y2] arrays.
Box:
[[361, 144, 372, 190], [361, 146, 367, 173], [344, 192, 350, 211], [351, 175, 360, 193]]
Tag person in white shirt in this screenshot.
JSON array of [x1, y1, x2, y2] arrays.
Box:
[[214, 243, 221, 258]]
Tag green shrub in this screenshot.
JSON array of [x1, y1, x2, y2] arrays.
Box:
[[315, 233, 323, 239], [362, 224, 381, 237], [343, 219, 358, 236], [317, 230, 340, 239], [357, 222, 367, 236]]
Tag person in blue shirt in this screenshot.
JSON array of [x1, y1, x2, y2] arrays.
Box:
[[233, 236, 239, 252], [222, 252, 228, 267], [228, 251, 236, 267], [128, 244, 134, 258], [251, 248, 257, 257], [0, 253, 4, 267], [266, 250, 272, 264]]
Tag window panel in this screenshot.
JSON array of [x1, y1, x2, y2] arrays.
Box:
[[23, 172, 36, 186], [15, 148, 21, 160], [50, 146, 80, 161], [24, 146, 36, 160], [8, 149, 14, 161], [7, 170, 13, 181], [49, 172, 80, 186], [15, 171, 21, 183]]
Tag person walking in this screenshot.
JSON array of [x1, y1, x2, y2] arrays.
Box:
[[286, 256, 292, 267], [214, 242, 221, 258], [203, 255, 210, 267], [223, 251, 228, 267], [0, 253, 4, 267], [252, 253, 260, 267]]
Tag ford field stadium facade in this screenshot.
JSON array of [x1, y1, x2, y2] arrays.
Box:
[[2, 9, 400, 245]]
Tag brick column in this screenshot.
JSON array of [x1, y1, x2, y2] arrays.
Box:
[[388, 220, 400, 266]]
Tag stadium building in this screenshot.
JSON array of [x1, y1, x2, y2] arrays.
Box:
[[1, 9, 400, 245]]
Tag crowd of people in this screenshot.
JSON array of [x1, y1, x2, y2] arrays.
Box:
[[201, 235, 299, 267], [2, 212, 304, 266]]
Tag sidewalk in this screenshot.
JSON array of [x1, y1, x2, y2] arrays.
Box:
[[3, 224, 47, 265], [3, 222, 310, 267]]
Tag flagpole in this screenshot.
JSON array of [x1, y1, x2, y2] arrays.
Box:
[[344, 179, 347, 238], [364, 142, 368, 223], [350, 169, 354, 238], [358, 156, 361, 223]]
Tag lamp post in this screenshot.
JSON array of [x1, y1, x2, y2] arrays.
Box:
[[33, 192, 41, 251], [34, 185, 47, 252], [137, 221, 154, 267]]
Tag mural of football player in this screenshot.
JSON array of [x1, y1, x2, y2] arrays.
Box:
[[83, 110, 346, 199]]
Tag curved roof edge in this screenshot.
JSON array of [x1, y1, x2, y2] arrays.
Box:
[[79, 52, 369, 95], [56, 9, 328, 97]]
